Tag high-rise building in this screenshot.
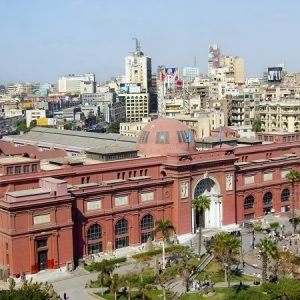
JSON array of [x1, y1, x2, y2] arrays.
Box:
[[182, 66, 199, 84], [220, 55, 245, 82], [125, 39, 152, 93], [58, 73, 96, 94], [123, 39, 153, 121], [208, 44, 220, 76]]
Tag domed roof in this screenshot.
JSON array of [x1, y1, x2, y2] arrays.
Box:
[[136, 118, 195, 156]]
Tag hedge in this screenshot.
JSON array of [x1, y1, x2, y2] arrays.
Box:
[[84, 257, 127, 272], [132, 244, 187, 260]]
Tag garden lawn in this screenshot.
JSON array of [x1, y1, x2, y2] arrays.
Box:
[[180, 286, 263, 300], [196, 260, 253, 282]]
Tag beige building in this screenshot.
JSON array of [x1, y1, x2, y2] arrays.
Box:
[[25, 109, 46, 127], [176, 108, 225, 138], [120, 93, 149, 123], [258, 99, 300, 132], [120, 117, 151, 137], [220, 55, 245, 82]]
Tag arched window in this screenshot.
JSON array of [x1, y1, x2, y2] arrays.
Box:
[[87, 224, 102, 254], [87, 224, 102, 240], [141, 214, 154, 230], [115, 219, 128, 235], [244, 195, 254, 209], [140, 214, 154, 243], [263, 192, 272, 206], [115, 219, 129, 249], [281, 189, 290, 202]]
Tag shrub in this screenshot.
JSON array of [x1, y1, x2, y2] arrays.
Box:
[[270, 222, 279, 229], [254, 225, 262, 232]]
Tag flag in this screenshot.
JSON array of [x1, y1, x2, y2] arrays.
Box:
[[219, 127, 222, 148], [186, 130, 191, 144]]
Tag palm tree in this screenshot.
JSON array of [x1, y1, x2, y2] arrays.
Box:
[[110, 274, 119, 300], [211, 232, 240, 287], [286, 169, 300, 233], [256, 237, 278, 283], [192, 195, 210, 256], [154, 219, 175, 243], [96, 261, 114, 294]]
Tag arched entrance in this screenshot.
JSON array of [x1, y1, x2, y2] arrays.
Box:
[[192, 176, 222, 232]]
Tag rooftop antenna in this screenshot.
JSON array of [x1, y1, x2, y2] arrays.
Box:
[[194, 56, 197, 67], [132, 37, 141, 52]]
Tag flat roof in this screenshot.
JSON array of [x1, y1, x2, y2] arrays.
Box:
[[4, 127, 137, 151], [6, 188, 51, 198], [87, 146, 137, 155], [0, 156, 38, 164], [42, 177, 67, 184], [195, 136, 237, 143]]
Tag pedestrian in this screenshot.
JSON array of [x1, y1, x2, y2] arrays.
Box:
[[289, 239, 292, 247], [63, 293, 69, 300]]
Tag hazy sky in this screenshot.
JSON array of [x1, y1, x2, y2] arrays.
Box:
[[0, 0, 299, 83]]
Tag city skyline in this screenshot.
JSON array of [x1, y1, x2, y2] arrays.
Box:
[[0, 0, 299, 83]]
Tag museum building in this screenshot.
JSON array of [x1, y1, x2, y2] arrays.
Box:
[[0, 118, 299, 276]]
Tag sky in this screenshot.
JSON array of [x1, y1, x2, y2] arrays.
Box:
[[0, 0, 299, 83]]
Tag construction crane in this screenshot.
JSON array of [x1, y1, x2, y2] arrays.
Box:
[[132, 37, 141, 52]]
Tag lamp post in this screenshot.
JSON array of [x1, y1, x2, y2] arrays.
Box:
[[162, 241, 166, 270]]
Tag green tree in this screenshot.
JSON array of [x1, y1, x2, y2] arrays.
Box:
[[263, 278, 300, 300], [256, 238, 278, 283], [212, 232, 240, 287], [286, 169, 300, 233], [107, 121, 120, 133], [192, 195, 210, 256], [96, 260, 115, 294], [154, 219, 175, 243], [0, 279, 60, 300], [252, 117, 262, 132]]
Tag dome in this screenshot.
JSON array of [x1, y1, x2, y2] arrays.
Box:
[[136, 118, 195, 156]]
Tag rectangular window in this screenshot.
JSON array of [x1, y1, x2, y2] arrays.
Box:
[[115, 236, 129, 249], [37, 239, 47, 248], [7, 167, 13, 175], [244, 213, 254, 220], [141, 232, 154, 243], [263, 172, 273, 181], [15, 166, 21, 174], [33, 214, 50, 225], [32, 164, 38, 172], [115, 195, 128, 206], [281, 170, 290, 178], [87, 200, 102, 211], [244, 175, 254, 185], [23, 165, 30, 173], [88, 242, 102, 254], [281, 205, 289, 213], [141, 192, 154, 202]]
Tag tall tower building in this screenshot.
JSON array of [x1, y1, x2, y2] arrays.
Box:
[[125, 39, 152, 93], [208, 44, 220, 76], [122, 39, 155, 122]]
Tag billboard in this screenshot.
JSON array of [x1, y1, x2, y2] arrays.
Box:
[[267, 67, 282, 82], [161, 68, 179, 82], [120, 83, 141, 94], [32, 89, 48, 97], [176, 80, 183, 90]]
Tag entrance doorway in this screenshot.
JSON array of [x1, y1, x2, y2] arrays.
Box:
[[38, 250, 48, 271], [192, 177, 222, 231]]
